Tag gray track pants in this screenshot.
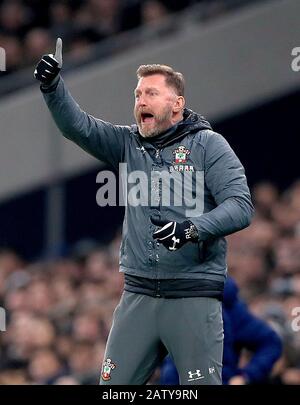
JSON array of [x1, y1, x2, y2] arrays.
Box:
[[100, 291, 223, 385]]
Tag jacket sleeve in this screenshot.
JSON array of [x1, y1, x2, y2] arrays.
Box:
[[41, 77, 130, 170], [190, 132, 254, 241], [232, 300, 283, 383]]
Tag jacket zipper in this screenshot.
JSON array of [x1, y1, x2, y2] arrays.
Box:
[[152, 132, 190, 284], [154, 147, 161, 284]]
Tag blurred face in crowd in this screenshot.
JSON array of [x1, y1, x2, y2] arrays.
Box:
[[69, 343, 95, 374], [0, 249, 23, 275], [134, 74, 184, 138], [27, 280, 54, 313], [28, 349, 62, 382], [72, 313, 100, 342]]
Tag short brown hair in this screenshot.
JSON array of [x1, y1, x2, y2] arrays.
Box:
[[136, 64, 185, 96]]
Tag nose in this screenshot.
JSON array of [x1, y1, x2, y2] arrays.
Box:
[[136, 94, 146, 108]]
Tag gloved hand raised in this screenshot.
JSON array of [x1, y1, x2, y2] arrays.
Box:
[[151, 215, 198, 252], [34, 38, 63, 85]]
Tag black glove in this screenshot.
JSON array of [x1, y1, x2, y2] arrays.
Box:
[[34, 38, 63, 85], [151, 215, 198, 251]]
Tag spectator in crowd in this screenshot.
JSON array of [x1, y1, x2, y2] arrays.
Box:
[[24, 28, 54, 65], [0, 0, 239, 76]]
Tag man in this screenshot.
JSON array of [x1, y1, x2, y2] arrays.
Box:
[[160, 277, 283, 385], [34, 38, 254, 385]]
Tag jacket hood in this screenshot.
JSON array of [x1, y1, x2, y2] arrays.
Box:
[[131, 108, 212, 148], [178, 108, 212, 133]]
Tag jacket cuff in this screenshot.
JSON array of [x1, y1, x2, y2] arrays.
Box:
[[40, 75, 61, 93]]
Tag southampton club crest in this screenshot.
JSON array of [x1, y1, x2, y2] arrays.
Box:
[[101, 358, 116, 381], [173, 145, 190, 164], [170, 145, 194, 172]]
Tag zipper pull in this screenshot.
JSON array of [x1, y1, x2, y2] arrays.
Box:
[[155, 149, 160, 158]]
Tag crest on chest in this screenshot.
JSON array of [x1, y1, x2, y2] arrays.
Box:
[[171, 145, 194, 172]]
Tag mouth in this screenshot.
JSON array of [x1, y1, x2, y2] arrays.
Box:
[[140, 112, 155, 124]]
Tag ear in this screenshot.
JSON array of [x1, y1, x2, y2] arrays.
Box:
[[173, 96, 185, 113]]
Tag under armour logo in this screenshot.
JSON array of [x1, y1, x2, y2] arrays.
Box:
[[188, 369, 204, 381], [169, 236, 180, 251], [136, 146, 146, 154]]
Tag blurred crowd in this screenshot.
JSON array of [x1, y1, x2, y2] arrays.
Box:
[[0, 0, 212, 75], [0, 180, 300, 384], [227, 181, 300, 384], [0, 235, 124, 384]]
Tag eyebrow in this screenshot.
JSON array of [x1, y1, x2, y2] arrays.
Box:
[[134, 87, 159, 95]]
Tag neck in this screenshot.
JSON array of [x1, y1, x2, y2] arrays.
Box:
[[171, 111, 184, 126]]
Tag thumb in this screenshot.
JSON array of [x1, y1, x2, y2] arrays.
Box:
[[150, 215, 171, 228], [54, 37, 63, 68]]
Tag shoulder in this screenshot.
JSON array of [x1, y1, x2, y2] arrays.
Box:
[[192, 129, 227, 151], [113, 124, 132, 135]]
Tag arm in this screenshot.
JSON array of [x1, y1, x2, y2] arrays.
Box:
[[35, 38, 129, 170], [232, 300, 283, 383], [150, 133, 254, 250], [42, 77, 129, 170], [190, 132, 254, 241], [222, 309, 239, 384]]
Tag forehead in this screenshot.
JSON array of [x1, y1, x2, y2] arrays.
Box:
[[135, 74, 169, 91]]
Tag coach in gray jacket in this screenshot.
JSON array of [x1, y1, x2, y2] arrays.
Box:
[[34, 38, 254, 385]]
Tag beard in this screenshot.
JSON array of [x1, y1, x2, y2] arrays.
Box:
[[134, 105, 173, 138]]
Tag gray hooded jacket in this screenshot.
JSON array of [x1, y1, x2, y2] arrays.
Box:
[[42, 78, 254, 297]]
